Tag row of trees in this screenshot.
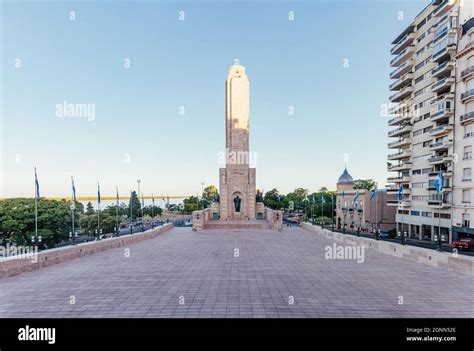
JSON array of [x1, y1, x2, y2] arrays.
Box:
[[0, 191, 163, 247]]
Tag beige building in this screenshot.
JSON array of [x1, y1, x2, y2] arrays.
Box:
[[335, 168, 396, 232], [453, 4, 474, 241], [388, 0, 474, 243]]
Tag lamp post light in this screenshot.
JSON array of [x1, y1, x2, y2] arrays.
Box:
[[342, 206, 348, 234]]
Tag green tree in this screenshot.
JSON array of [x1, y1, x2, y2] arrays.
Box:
[[128, 191, 141, 219], [263, 188, 288, 210], [286, 188, 309, 210], [0, 198, 72, 247], [183, 196, 199, 213], [85, 201, 95, 215], [202, 185, 218, 208], [142, 205, 163, 217], [353, 179, 377, 191]]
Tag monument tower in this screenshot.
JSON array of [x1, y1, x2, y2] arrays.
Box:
[[219, 65, 256, 220]]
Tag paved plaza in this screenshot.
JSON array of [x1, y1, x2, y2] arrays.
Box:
[[0, 226, 472, 318]]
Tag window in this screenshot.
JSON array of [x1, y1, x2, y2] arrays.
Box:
[[468, 55, 474, 67], [468, 79, 474, 91], [413, 129, 422, 137], [412, 169, 422, 175], [422, 212, 432, 217], [462, 189, 471, 203], [463, 168, 472, 181], [464, 145, 472, 160], [462, 213, 470, 227], [411, 211, 420, 216], [465, 124, 473, 138], [422, 168, 433, 174]]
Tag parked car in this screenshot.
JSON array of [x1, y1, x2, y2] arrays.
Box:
[[452, 238, 474, 250]]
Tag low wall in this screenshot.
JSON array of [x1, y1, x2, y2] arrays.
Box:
[[0, 223, 174, 279], [301, 222, 473, 276]]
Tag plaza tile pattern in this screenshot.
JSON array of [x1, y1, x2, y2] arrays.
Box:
[[0, 226, 472, 318]]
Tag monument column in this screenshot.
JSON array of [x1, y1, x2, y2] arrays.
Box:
[[219, 65, 256, 220]]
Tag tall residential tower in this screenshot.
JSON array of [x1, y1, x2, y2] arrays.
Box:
[[388, 0, 474, 243]]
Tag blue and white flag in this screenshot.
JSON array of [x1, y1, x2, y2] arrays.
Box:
[[370, 188, 378, 201], [71, 176, 76, 202], [434, 171, 445, 194], [97, 182, 101, 206], [351, 191, 360, 206], [321, 196, 326, 204], [397, 183, 403, 201], [142, 193, 145, 208], [34, 167, 40, 199]]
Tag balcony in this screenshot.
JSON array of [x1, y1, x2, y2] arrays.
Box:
[[390, 60, 414, 79], [390, 73, 413, 91], [388, 162, 412, 172], [390, 85, 413, 103], [388, 137, 411, 149], [429, 124, 452, 136], [388, 124, 412, 138], [388, 112, 412, 126], [390, 47, 415, 67], [429, 170, 452, 178], [428, 154, 453, 164], [461, 89, 474, 103], [433, 0, 455, 18], [461, 66, 474, 81], [391, 33, 415, 55], [460, 111, 474, 125], [387, 176, 402, 183], [429, 139, 453, 151], [430, 94, 454, 122], [388, 149, 411, 160], [432, 43, 456, 63], [427, 193, 451, 208], [431, 61, 454, 79], [431, 77, 454, 93]]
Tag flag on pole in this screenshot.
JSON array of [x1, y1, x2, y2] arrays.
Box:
[[71, 176, 76, 209], [34, 167, 40, 199], [152, 194, 155, 206], [351, 191, 360, 206], [370, 188, 378, 201], [97, 182, 101, 206], [142, 193, 145, 208], [434, 171, 445, 194], [397, 183, 403, 201], [116, 186, 119, 206], [321, 196, 326, 204]]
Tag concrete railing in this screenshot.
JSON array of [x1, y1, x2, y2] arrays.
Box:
[[301, 222, 473, 276], [0, 223, 174, 279]]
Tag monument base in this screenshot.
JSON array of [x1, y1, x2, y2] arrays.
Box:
[[192, 205, 283, 231]]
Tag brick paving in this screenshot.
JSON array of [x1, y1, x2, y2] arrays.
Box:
[[0, 226, 472, 318]]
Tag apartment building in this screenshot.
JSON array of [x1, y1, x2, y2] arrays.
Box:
[[388, 0, 474, 244]]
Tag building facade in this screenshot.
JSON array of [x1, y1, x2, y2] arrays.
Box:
[[335, 168, 396, 233], [388, 0, 474, 243]]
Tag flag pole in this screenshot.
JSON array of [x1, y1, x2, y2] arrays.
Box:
[[116, 186, 119, 237], [130, 190, 133, 234], [71, 176, 76, 245], [97, 182, 101, 240], [34, 167, 39, 245]]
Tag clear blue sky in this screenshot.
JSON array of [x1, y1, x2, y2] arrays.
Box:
[[1, 0, 427, 198]]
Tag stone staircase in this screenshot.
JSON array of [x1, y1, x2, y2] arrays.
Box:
[[203, 219, 271, 230]]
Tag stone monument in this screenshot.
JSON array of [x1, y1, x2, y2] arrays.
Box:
[[218, 65, 256, 220], [192, 65, 282, 231]]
